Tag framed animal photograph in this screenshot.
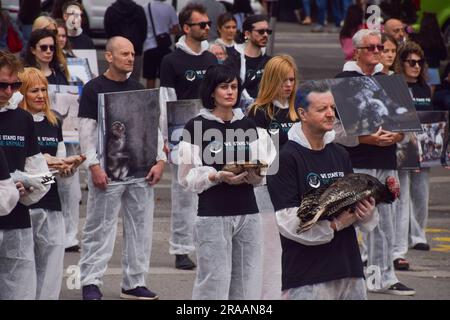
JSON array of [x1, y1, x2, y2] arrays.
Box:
[[98, 89, 160, 183], [166, 99, 203, 149], [67, 57, 93, 85], [416, 111, 449, 168], [48, 85, 81, 144], [326, 75, 422, 136], [72, 49, 99, 77], [397, 111, 450, 169]]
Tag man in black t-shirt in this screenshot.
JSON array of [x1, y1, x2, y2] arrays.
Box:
[[159, 3, 217, 271], [0, 51, 50, 299], [225, 14, 272, 101], [267, 82, 376, 300], [78, 37, 166, 300], [334, 29, 415, 296]]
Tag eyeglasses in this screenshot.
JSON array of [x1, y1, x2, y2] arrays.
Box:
[[39, 45, 55, 52], [253, 28, 273, 35], [405, 59, 425, 67], [0, 81, 22, 91], [358, 44, 384, 52], [187, 21, 212, 29]]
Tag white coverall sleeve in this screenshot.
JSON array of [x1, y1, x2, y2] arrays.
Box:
[[159, 86, 177, 142], [354, 207, 380, 233], [177, 140, 218, 194], [56, 141, 67, 158], [249, 127, 277, 186], [333, 119, 359, 147], [0, 177, 20, 216], [156, 128, 167, 162], [79, 117, 99, 168], [276, 207, 335, 245], [20, 153, 51, 206]]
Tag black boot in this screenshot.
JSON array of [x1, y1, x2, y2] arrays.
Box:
[[175, 254, 196, 270]]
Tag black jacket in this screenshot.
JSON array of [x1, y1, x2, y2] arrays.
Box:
[[104, 0, 148, 55]]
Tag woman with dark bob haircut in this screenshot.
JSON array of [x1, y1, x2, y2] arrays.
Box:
[[177, 64, 274, 299]]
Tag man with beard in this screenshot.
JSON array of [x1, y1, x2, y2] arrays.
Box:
[[159, 3, 217, 271], [225, 14, 272, 101]]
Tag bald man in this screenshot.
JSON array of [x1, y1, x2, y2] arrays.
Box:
[[384, 18, 407, 44], [78, 36, 166, 300]]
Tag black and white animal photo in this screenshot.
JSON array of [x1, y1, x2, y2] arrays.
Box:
[[326, 75, 422, 136], [99, 89, 160, 182], [107, 121, 130, 181]]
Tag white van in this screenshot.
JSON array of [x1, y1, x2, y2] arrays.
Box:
[[2, 0, 189, 35]]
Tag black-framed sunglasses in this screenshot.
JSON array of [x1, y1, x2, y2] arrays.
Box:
[[0, 81, 22, 91], [405, 59, 425, 67], [358, 44, 384, 52], [187, 21, 212, 29], [253, 28, 273, 35], [39, 44, 55, 52]]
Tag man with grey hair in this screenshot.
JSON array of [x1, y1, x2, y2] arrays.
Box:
[[334, 29, 415, 296]]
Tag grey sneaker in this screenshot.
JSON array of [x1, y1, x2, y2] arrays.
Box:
[[311, 25, 324, 33]]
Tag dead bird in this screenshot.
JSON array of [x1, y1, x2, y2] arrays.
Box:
[[297, 173, 400, 233]]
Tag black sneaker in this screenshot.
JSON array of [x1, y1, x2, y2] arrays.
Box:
[[65, 245, 81, 253], [386, 283, 416, 296], [175, 254, 196, 270], [120, 286, 159, 300], [412, 243, 430, 251], [82, 284, 103, 300]]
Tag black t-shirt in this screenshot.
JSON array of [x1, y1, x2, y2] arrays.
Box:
[[47, 68, 69, 86], [183, 115, 259, 217], [408, 81, 432, 111], [244, 54, 271, 98], [247, 105, 298, 148], [68, 33, 95, 50], [78, 75, 144, 121], [160, 48, 218, 99], [0, 108, 41, 229], [335, 71, 397, 169], [267, 141, 364, 290], [29, 117, 63, 211], [0, 146, 10, 180]]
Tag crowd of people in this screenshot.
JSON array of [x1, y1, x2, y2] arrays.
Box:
[[0, 0, 449, 301]]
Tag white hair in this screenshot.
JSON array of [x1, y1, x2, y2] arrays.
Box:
[[352, 29, 381, 49]]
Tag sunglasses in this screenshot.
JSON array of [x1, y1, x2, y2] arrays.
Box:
[[253, 28, 273, 35], [187, 21, 212, 29], [0, 81, 22, 91], [405, 59, 425, 67], [358, 44, 384, 52], [39, 44, 55, 52]]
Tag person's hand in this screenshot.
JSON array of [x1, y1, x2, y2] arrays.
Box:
[[354, 197, 376, 223], [146, 161, 165, 186], [15, 182, 33, 197], [163, 141, 170, 157], [89, 164, 109, 190], [359, 127, 396, 147], [332, 209, 358, 231], [215, 171, 248, 185], [244, 168, 263, 185]]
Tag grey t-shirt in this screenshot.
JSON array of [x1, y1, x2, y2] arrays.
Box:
[[143, 0, 179, 51]]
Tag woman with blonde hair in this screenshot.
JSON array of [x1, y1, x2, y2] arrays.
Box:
[[19, 67, 83, 299], [247, 54, 299, 299], [32, 16, 70, 83]]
